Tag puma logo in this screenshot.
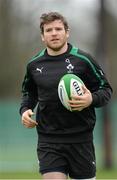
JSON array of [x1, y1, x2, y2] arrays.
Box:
[[36, 67, 43, 73]]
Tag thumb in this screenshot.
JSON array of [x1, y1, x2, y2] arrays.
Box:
[[28, 109, 34, 116], [81, 85, 87, 93]]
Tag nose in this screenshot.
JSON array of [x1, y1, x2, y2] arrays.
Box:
[[51, 29, 57, 35]]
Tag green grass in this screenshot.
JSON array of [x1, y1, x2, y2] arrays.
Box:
[[0, 169, 117, 179], [97, 168, 117, 179], [0, 172, 40, 179]]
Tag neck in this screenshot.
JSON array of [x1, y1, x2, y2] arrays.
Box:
[[47, 43, 68, 56]]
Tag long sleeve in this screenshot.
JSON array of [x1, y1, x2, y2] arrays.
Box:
[[85, 55, 113, 108], [19, 64, 38, 115], [91, 83, 112, 107]]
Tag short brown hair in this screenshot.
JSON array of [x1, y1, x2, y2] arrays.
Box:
[[40, 12, 69, 34]]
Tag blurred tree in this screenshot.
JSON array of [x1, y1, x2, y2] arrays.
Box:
[[0, 0, 42, 99], [0, 0, 13, 98], [96, 0, 114, 169], [106, 13, 117, 98]]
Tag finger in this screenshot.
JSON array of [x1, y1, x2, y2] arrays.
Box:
[[69, 100, 84, 106], [24, 119, 38, 126], [72, 107, 83, 111], [69, 99, 80, 104], [70, 95, 84, 101], [70, 102, 83, 108], [23, 120, 38, 128], [29, 119, 38, 125], [70, 104, 82, 108], [22, 110, 35, 120], [22, 118, 31, 125], [81, 84, 87, 90], [22, 114, 34, 122], [23, 123, 36, 128], [22, 118, 38, 126], [70, 95, 80, 100], [27, 122, 37, 128]]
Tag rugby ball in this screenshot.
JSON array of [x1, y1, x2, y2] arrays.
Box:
[[58, 74, 84, 111]]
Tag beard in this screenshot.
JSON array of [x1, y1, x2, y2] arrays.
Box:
[[46, 40, 67, 52]]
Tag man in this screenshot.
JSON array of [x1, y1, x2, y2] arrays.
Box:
[[20, 12, 112, 180]]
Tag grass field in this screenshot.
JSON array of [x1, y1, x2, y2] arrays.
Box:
[[0, 169, 117, 179]]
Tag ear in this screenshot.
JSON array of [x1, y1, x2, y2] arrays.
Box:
[[41, 34, 45, 42], [66, 29, 70, 38]]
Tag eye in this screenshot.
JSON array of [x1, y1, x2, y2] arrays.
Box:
[[45, 28, 52, 32], [55, 27, 63, 31]]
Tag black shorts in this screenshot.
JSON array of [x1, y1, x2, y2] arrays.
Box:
[[37, 142, 96, 179]]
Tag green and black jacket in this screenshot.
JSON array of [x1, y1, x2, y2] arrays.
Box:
[[20, 43, 112, 143]]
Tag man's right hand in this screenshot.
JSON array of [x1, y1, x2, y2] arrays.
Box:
[[21, 109, 38, 128]]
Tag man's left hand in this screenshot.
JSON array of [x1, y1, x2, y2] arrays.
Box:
[[68, 85, 93, 111]]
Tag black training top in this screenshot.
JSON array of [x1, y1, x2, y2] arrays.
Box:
[[20, 43, 112, 143]]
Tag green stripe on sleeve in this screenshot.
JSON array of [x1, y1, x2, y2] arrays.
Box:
[[70, 46, 105, 87]]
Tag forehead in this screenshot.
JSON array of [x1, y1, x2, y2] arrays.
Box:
[[43, 20, 64, 29]]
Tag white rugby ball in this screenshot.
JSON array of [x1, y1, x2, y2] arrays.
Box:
[[58, 74, 84, 111]]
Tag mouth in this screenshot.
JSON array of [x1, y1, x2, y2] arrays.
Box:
[[51, 39, 60, 41]]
